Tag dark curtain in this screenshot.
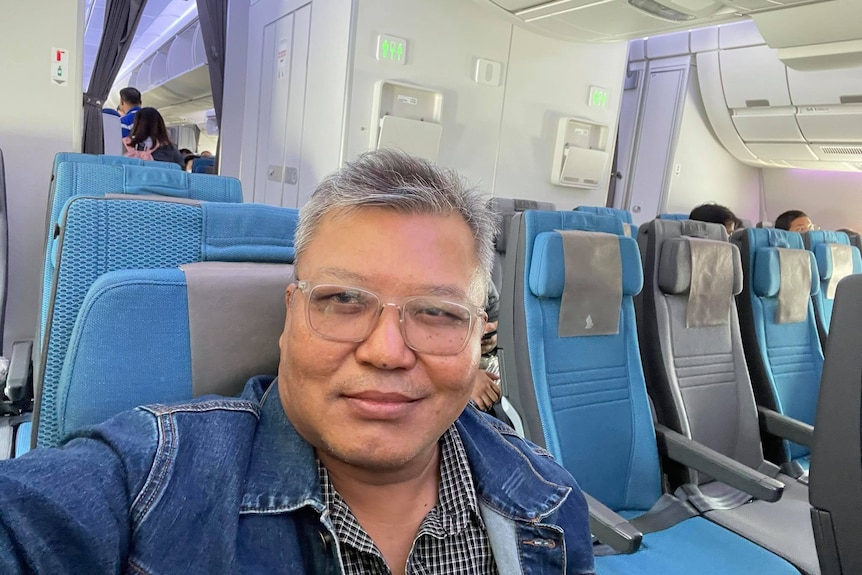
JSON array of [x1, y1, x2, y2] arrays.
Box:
[[0, 148, 7, 351], [81, 0, 149, 154], [196, 0, 228, 132]]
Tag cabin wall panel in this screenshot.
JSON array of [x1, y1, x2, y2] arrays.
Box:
[[343, 0, 511, 191], [494, 27, 628, 208], [0, 0, 84, 355], [667, 71, 762, 223], [761, 168, 862, 231]]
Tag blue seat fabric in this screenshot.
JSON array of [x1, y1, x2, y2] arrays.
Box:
[[36, 198, 298, 449], [658, 213, 689, 221], [736, 228, 823, 468], [41, 162, 242, 340], [804, 230, 862, 338], [575, 205, 638, 237], [192, 156, 216, 173], [520, 211, 798, 574]]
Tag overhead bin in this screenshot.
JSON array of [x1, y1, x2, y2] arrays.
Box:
[[787, 67, 862, 106], [719, 45, 790, 108], [731, 107, 804, 143]]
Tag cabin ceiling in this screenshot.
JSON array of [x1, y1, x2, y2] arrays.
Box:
[[482, 0, 838, 43], [82, 0, 196, 91]]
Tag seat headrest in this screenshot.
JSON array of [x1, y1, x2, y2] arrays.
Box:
[[753, 248, 819, 298], [813, 243, 861, 299], [659, 238, 743, 296], [574, 205, 634, 224], [490, 197, 555, 254], [529, 231, 642, 298]]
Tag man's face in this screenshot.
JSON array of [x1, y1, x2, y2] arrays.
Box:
[[278, 208, 484, 472], [481, 320, 498, 355], [789, 216, 814, 233]]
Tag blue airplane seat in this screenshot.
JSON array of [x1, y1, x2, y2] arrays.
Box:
[[508, 210, 799, 574], [802, 230, 862, 345], [732, 228, 823, 473], [31, 197, 298, 452], [40, 162, 243, 345], [659, 213, 689, 221], [192, 157, 216, 174], [488, 197, 555, 292], [574, 205, 638, 238], [55, 262, 292, 439]]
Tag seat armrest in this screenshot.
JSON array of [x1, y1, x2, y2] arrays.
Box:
[[758, 406, 814, 449], [585, 492, 642, 554], [655, 424, 785, 502], [6, 340, 33, 403]]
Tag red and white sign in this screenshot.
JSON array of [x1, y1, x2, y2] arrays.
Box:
[[51, 47, 68, 86]]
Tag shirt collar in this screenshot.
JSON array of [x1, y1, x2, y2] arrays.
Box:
[[240, 376, 570, 522]]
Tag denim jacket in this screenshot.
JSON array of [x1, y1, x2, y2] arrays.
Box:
[[0, 376, 594, 574]]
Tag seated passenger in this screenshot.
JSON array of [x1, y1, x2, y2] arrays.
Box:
[[689, 202, 740, 236], [472, 280, 501, 412], [122, 107, 185, 167], [0, 150, 594, 574], [775, 210, 818, 233]]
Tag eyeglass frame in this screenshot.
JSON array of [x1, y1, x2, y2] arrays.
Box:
[[292, 280, 487, 356]]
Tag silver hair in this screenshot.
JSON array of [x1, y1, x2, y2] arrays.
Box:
[[294, 149, 498, 288]]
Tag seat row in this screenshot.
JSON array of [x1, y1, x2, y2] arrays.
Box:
[[488, 202, 862, 574]]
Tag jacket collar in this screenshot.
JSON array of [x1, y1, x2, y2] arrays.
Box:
[[239, 376, 570, 522]]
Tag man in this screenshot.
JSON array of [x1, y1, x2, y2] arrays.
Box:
[[472, 280, 502, 412], [775, 209, 817, 233], [118, 86, 142, 139], [0, 150, 594, 574]]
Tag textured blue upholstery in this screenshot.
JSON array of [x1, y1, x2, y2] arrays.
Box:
[[521, 210, 660, 511], [804, 230, 862, 338], [753, 249, 819, 298], [659, 213, 690, 221], [575, 206, 638, 238], [41, 162, 243, 341], [14, 422, 31, 457], [596, 515, 799, 574], [36, 198, 298, 449], [734, 228, 824, 467], [529, 232, 642, 298], [521, 211, 799, 574], [57, 269, 192, 439], [51, 152, 181, 179]]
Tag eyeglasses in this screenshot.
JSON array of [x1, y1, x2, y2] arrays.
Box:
[[294, 281, 486, 356], [793, 223, 820, 232]]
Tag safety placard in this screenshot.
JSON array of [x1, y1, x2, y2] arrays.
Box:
[[51, 47, 68, 86]]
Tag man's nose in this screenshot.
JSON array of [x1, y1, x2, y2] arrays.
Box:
[[354, 306, 417, 369]]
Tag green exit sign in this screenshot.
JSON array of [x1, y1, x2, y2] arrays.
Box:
[[589, 86, 609, 109], [377, 34, 407, 65]]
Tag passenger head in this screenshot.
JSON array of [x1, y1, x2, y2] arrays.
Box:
[[689, 203, 739, 236], [775, 210, 816, 233], [118, 87, 142, 114], [481, 280, 499, 355], [200, 151, 213, 158], [281, 149, 498, 475], [128, 107, 172, 148], [183, 154, 199, 173]]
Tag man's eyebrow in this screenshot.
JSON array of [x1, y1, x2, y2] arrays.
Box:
[[314, 267, 368, 282], [311, 268, 467, 300]]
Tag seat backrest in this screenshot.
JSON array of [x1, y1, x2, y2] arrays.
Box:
[[575, 205, 638, 237], [803, 230, 862, 343], [488, 197, 555, 292], [41, 162, 243, 341], [637, 219, 765, 486], [659, 213, 689, 221], [35, 197, 298, 448], [0, 148, 7, 351], [503, 209, 660, 512], [732, 227, 823, 464], [56, 262, 293, 440], [101, 112, 124, 156], [809, 274, 862, 575], [192, 157, 216, 173]]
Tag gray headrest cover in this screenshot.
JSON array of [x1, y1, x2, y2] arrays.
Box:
[[558, 230, 622, 337], [659, 238, 741, 327], [777, 248, 812, 324], [182, 262, 294, 397], [827, 244, 854, 299]]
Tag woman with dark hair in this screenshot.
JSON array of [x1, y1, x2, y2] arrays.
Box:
[[689, 203, 740, 236], [122, 107, 185, 167]]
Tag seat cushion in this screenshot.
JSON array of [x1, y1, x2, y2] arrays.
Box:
[[596, 515, 800, 574], [704, 477, 817, 574]]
